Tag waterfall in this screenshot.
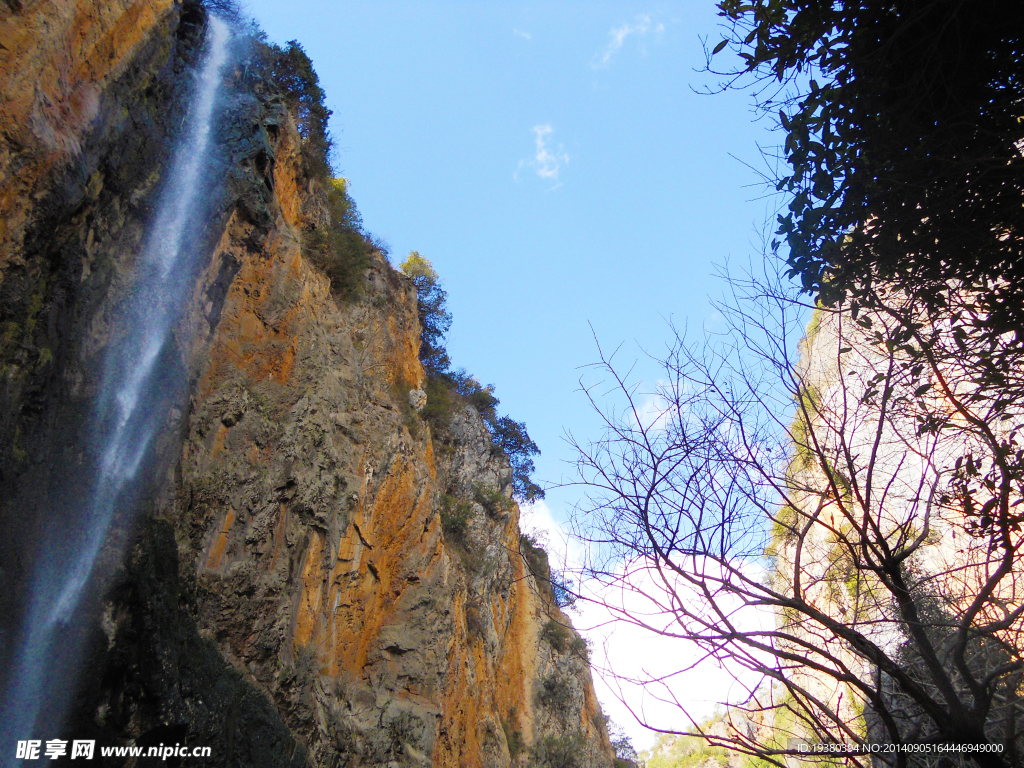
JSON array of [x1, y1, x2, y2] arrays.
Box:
[[1, 16, 233, 755]]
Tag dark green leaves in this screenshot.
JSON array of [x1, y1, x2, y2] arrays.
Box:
[[717, 0, 1024, 335]]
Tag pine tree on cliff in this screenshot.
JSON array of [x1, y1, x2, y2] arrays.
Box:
[[400, 251, 451, 378], [400, 252, 544, 502]]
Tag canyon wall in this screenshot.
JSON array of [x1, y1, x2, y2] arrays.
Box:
[[764, 304, 1024, 755], [0, 2, 614, 765]]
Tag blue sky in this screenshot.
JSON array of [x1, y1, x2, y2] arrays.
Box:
[[241, 0, 786, 748]]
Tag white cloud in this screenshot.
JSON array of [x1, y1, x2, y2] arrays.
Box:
[[514, 124, 569, 187], [520, 500, 773, 752], [575, 559, 773, 750], [514, 28, 532, 40], [632, 384, 673, 433], [520, 499, 585, 572], [703, 309, 728, 335], [622, 378, 693, 434], [593, 14, 665, 68], [531, 124, 568, 181]]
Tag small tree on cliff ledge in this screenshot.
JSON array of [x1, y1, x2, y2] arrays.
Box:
[[570, 270, 1024, 768], [491, 416, 543, 503], [400, 251, 451, 378], [400, 252, 544, 503]]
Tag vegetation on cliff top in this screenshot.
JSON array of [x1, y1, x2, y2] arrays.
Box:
[[252, 38, 382, 299], [302, 177, 372, 297], [400, 251, 544, 504], [247, 30, 546, 501], [253, 37, 548, 503]]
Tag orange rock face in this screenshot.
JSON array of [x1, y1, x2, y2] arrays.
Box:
[[0, 0, 178, 279], [0, 2, 614, 763], [171, 101, 612, 766]]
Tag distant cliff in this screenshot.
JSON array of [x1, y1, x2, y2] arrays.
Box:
[[0, 2, 614, 765]]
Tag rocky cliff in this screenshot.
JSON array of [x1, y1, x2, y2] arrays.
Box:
[[0, 2, 614, 765]]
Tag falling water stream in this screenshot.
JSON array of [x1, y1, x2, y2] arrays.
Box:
[[1, 17, 233, 756]]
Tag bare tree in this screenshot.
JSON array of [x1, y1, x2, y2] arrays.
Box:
[[568, 269, 1024, 768]]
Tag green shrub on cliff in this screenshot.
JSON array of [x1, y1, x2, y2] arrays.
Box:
[[400, 252, 544, 502], [474, 482, 511, 519], [252, 39, 386, 299], [540, 619, 588, 661], [536, 672, 574, 710], [439, 494, 472, 540], [540, 618, 590, 663], [303, 178, 371, 297], [399, 251, 451, 378], [262, 40, 333, 180], [520, 533, 552, 585], [501, 713, 525, 760], [530, 733, 588, 768]]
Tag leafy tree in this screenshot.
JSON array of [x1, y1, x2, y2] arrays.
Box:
[[448, 368, 499, 420], [490, 416, 543, 503], [399, 253, 544, 502], [711, 1, 1024, 334], [607, 719, 639, 766], [400, 251, 451, 378], [262, 40, 333, 180]]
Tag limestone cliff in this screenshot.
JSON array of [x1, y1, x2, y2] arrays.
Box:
[[0, 2, 614, 765]]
